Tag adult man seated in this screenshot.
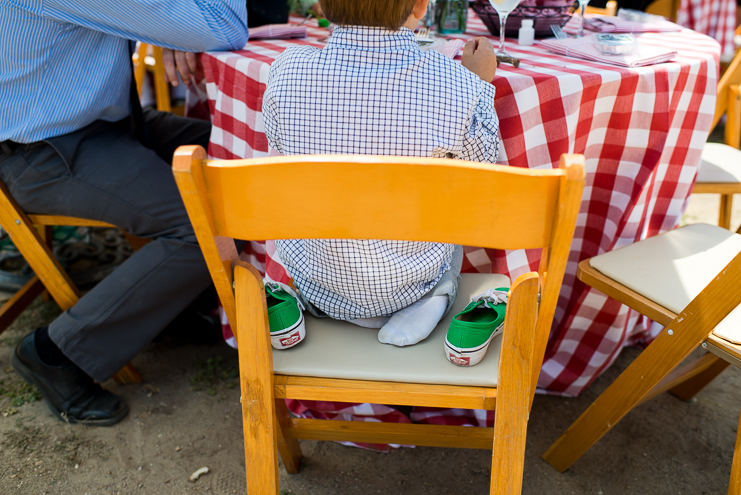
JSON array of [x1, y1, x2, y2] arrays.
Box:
[[0, 0, 248, 425]]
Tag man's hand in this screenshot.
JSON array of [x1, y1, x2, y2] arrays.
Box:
[[461, 37, 497, 83], [162, 48, 200, 87]]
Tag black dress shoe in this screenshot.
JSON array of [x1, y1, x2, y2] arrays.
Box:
[[11, 329, 129, 426]]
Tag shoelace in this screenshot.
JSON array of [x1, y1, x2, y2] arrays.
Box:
[[265, 281, 305, 310], [471, 288, 508, 306]]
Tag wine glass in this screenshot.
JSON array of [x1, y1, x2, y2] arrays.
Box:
[[577, 0, 590, 37], [488, 0, 523, 56]]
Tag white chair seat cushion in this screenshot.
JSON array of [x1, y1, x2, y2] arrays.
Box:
[[589, 223, 741, 344], [272, 273, 510, 387], [696, 142, 741, 184]]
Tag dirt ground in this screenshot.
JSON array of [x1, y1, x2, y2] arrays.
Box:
[[0, 193, 739, 495]]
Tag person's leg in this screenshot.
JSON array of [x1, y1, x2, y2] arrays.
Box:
[[377, 245, 463, 346], [2, 114, 212, 382]]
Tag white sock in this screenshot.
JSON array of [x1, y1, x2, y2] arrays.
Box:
[[348, 316, 391, 329], [377, 295, 448, 347]]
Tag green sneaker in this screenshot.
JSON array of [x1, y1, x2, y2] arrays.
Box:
[[265, 280, 306, 349], [445, 288, 508, 367]]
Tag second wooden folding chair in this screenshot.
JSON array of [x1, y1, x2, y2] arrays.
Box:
[[543, 223, 741, 493]]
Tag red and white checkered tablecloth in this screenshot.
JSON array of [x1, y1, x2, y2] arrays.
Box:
[[677, 0, 738, 57], [194, 11, 720, 432]]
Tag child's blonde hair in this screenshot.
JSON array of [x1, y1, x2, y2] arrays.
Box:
[[320, 0, 418, 31]]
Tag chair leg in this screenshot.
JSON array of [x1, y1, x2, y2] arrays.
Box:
[[236, 264, 280, 495], [669, 355, 730, 401], [0, 276, 45, 335], [112, 363, 142, 384], [729, 407, 741, 495], [40, 225, 53, 302], [151, 46, 172, 113], [491, 273, 539, 495], [542, 333, 706, 472], [275, 398, 303, 474], [719, 194, 733, 230]]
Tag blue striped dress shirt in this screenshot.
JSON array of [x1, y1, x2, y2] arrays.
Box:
[[0, 0, 249, 143]]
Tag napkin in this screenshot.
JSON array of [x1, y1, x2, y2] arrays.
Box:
[[248, 24, 307, 40], [562, 14, 683, 35], [539, 36, 676, 67], [421, 39, 466, 59]]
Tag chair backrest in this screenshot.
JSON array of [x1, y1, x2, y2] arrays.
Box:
[[133, 43, 172, 113], [714, 45, 741, 149], [644, 0, 679, 21], [585, 1, 617, 17], [173, 146, 584, 384]]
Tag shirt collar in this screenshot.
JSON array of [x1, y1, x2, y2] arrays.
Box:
[[326, 26, 419, 52]]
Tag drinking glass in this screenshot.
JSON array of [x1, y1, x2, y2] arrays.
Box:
[[577, 0, 590, 37], [487, 0, 523, 56]]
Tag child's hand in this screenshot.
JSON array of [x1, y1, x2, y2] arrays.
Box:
[[309, 2, 324, 17], [461, 37, 497, 83]]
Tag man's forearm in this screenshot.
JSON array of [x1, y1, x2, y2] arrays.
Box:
[[7, 0, 248, 50]]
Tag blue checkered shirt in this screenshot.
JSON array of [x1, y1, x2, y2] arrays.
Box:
[[264, 26, 499, 320]]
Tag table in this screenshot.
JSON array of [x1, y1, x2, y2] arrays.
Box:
[[677, 0, 738, 57], [194, 11, 720, 430]]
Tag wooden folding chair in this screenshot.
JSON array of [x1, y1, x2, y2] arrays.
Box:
[[0, 181, 142, 384], [644, 0, 680, 21], [542, 223, 741, 493], [692, 47, 741, 230], [173, 145, 585, 494], [133, 43, 172, 113], [585, 1, 617, 17]]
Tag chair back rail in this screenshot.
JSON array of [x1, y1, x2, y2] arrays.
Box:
[[585, 1, 617, 16]]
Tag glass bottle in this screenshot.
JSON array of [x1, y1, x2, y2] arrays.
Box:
[[435, 0, 468, 35]]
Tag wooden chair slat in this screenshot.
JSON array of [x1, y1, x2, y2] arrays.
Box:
[[274, 375, 498, 410], [27, 215, 114, 228], [289, 418, 495, 449], [577, 259, 676, 327]]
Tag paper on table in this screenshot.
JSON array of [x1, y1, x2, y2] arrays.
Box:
[[421, 39, 465, 59], [562, 14, 682, 35], [249, 24, 307, 40], [539, 36, 676, 67]]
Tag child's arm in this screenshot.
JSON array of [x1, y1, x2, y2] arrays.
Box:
[[458, 37, 500, 163], [459, 82, 500, 164], [263, 61, 284, 154]]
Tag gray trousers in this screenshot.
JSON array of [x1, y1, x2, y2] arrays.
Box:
[[0, 110, 212, 382]]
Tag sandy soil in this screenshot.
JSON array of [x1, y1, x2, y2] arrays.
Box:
[[0, 190, 740, 495]]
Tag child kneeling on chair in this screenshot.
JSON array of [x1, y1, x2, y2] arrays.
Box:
[[263, 0, 505, 366]]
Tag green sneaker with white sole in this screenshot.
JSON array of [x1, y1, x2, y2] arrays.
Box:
[[265, 281, 306, 349], [444, 288, 508, 367]]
